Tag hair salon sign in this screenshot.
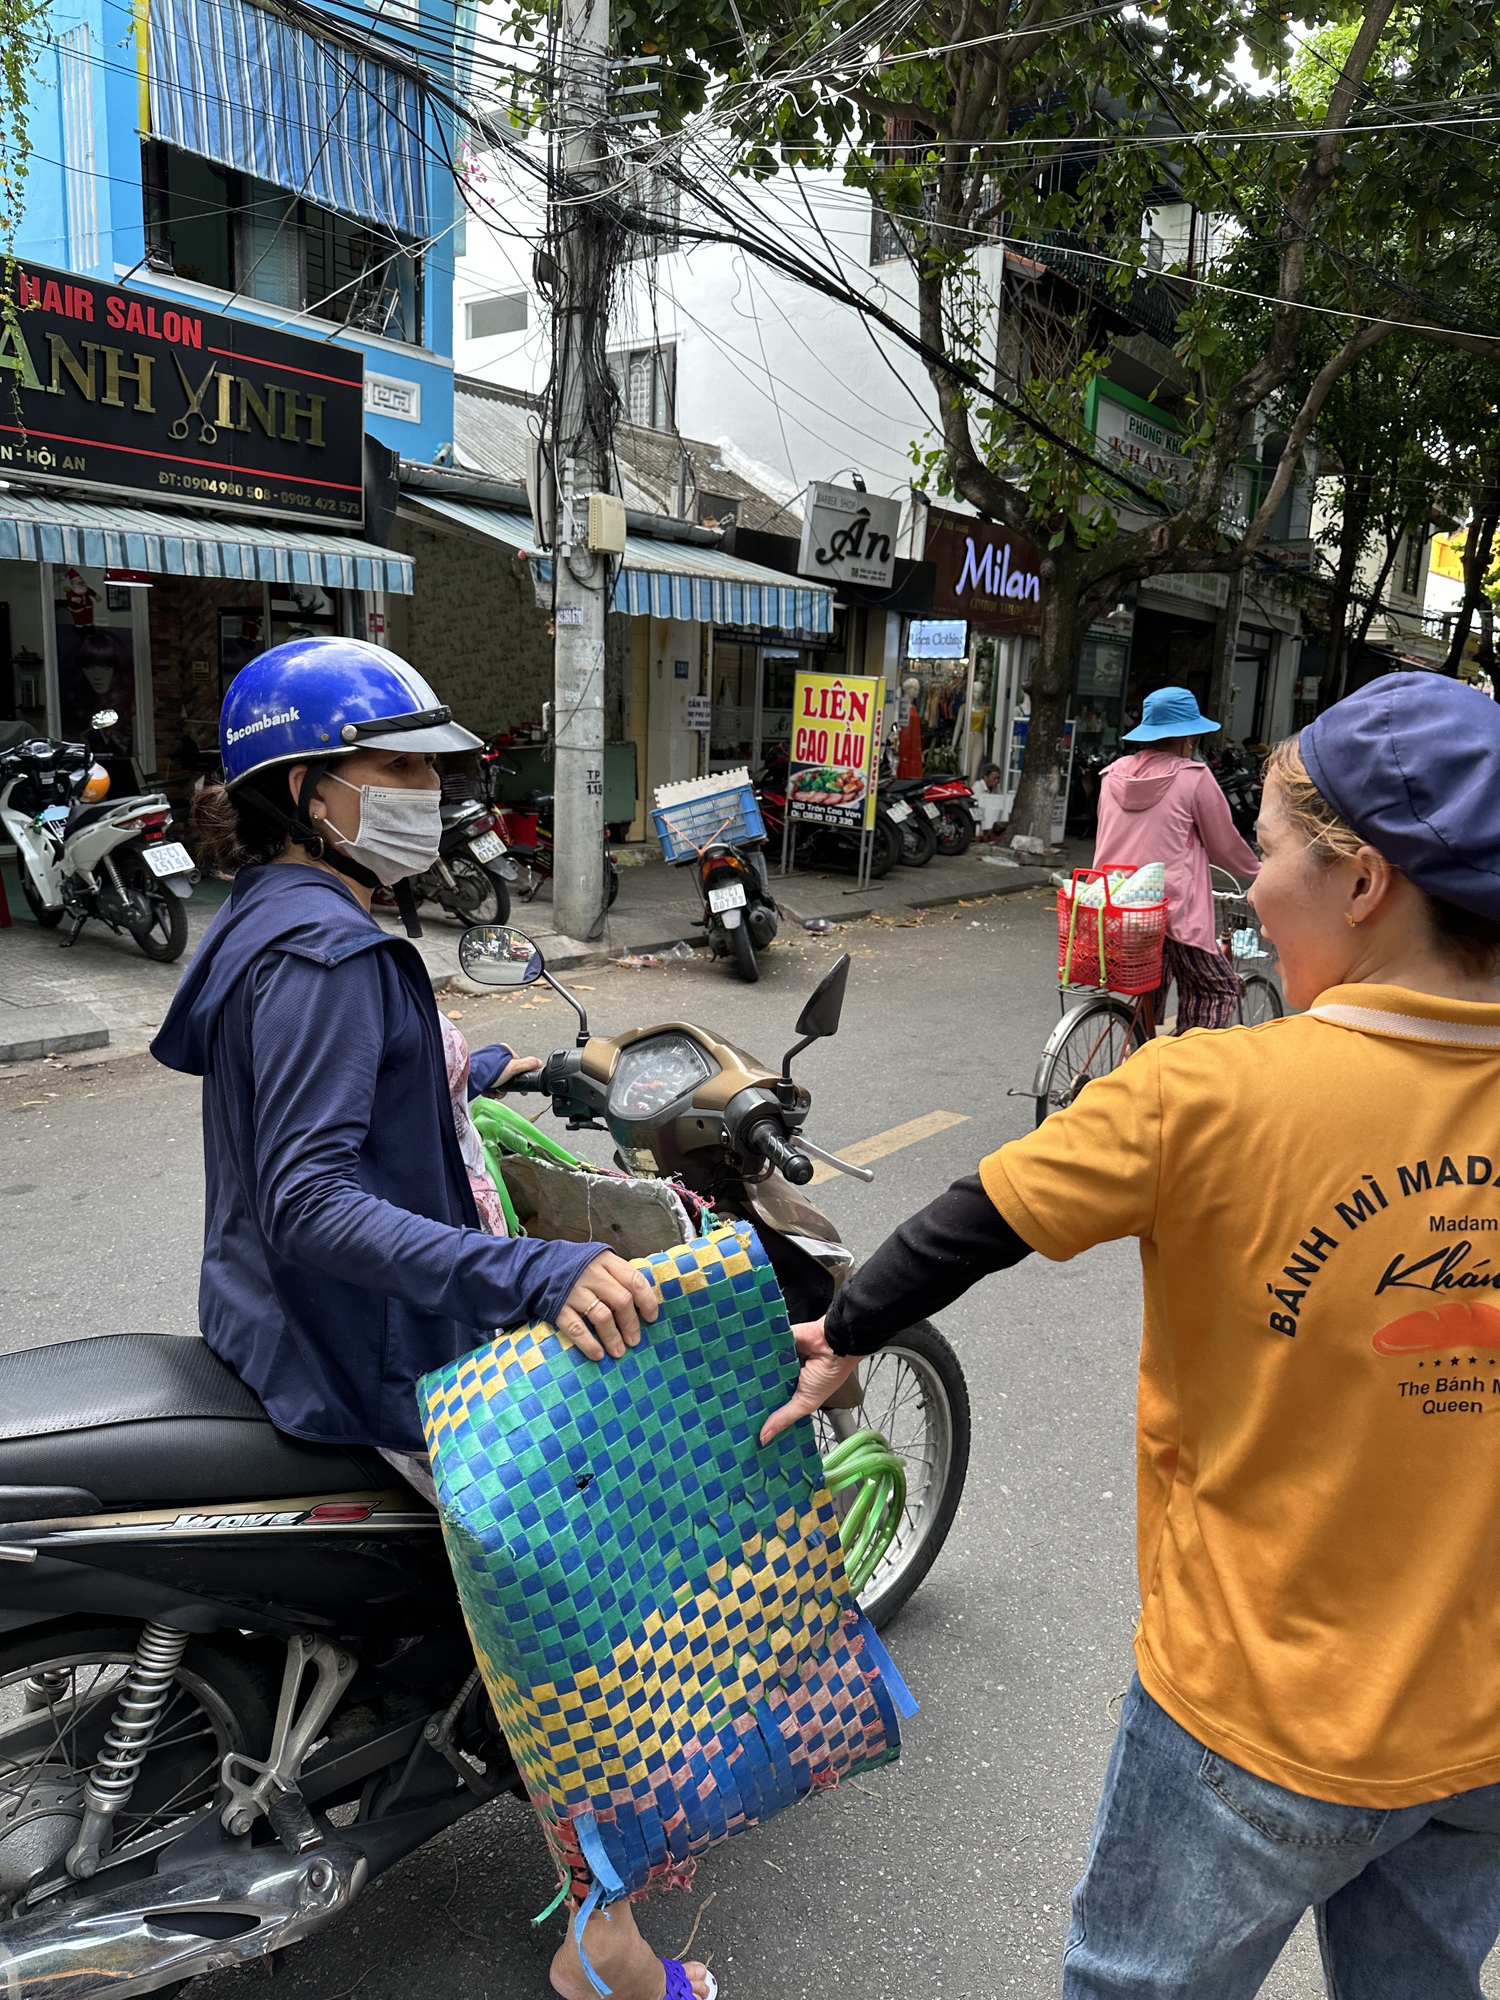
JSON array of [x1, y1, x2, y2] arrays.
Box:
[[924, 507, 1044, 635], [797, 482, 901, 590]]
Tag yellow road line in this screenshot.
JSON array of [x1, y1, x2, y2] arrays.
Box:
[[806, 1109, 971, 1185]]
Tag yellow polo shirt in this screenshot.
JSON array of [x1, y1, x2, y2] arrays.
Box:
[[981, 984, 1500, 1807]]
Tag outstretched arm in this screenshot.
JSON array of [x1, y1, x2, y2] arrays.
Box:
[[760, 1175, 1033, 1443]]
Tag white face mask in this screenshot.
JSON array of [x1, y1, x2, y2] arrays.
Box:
[[322, 772, 442, 885]]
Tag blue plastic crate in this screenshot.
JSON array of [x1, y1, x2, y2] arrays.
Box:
[[650, 781, 765, 862]]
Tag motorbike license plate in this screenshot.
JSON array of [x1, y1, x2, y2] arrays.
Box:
[[468, 831, 505, 862], [708, 881, 748, 913], [921, 801, 941, 819], [886, 800, 912, 822], [143, 840, 193, 878], [966, 801, 983, 820]]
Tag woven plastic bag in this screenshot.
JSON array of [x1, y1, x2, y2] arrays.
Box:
[[419, 1220, 913, 1937]]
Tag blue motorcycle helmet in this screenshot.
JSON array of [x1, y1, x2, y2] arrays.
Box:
[[219, 636, 480, 938], [221, 637, 480, 789]]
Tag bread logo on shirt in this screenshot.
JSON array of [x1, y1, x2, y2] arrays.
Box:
[[1372, 1300, 1500, 1355]]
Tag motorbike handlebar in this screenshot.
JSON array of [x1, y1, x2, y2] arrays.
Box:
[[746, 1118, 815, 1186]]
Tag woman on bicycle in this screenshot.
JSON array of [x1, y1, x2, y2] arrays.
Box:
[[153, 638, 713, 2000], [1093, 684, 1260, 1030], [767, 672, 1500, 1999]]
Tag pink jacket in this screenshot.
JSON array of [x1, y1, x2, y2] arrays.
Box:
[[1092, 752, 1260, 952]]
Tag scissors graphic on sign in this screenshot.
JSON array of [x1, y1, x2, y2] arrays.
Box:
[[170, 356, 220, 444]]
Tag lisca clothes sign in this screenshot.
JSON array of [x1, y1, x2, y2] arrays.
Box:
[[0, 261, 366, 526], [925, 506, 1044, 635], [797, 482, 901, 590], [788, 671, 886, 830]]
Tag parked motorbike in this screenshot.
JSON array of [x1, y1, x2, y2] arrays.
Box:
[[0, 951, 968, 2000], [924, 776, 981, 856], [755, 744, 901, 879], [691, 839, 779, 982], [878, 777, 940, 867], [406, 796, 512, 926], [0, 711, 196, 961], [478, 749, 619, 909], [1210, 745, 1263, 842]]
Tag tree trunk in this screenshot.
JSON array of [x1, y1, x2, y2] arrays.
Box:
[[1009, 569, 1082, 845], [1443, 490, 1500, 676], [1319, 464, 1370, 710], [1207, 568, 1246, 734]]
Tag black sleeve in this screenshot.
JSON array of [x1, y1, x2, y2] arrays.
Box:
[[823, 1173, 1034, 1356]]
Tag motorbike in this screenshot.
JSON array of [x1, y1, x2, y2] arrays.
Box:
[[0, 710, 197, 962], [754, 744, 902, 879], [878, 777, 940, 868], [924, 775, 981, 856], [478, 749, 619, 910], [405, 796, 513, 927], [0, 949, 967, 2000], [688, 837, 779, 983], [1209, 745, 1263, 842]]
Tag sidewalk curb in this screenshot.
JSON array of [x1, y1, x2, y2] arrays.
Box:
[[0, 1001, 111, 1065]]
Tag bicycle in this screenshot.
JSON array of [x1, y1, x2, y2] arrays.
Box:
[[1031, 868, 1282, 1124]]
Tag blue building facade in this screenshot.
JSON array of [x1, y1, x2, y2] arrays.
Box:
[[14, 0, 457, 462]]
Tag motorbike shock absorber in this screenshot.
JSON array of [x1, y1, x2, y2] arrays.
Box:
[[66, 1621, 191, 1879]]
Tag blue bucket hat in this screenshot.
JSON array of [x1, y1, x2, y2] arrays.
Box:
[[1300, 674, 1500, 923], [1123, 686, 1220, 743]]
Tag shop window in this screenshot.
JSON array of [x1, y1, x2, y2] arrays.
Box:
[[465, 293, 528, 339], [1400, 532, 1428, 598], [142, 141, 423, 344], [611, 344, 675, 430]]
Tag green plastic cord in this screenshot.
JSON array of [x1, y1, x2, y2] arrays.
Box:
[[470, 1095, 588, 1169], [820, 1428, 907, 1598]]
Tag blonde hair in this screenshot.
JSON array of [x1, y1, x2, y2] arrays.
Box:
[[1264, 733, 1500, 972], [1262, 737, 1365, 866]]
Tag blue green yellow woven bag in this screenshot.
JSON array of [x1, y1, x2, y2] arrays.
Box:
[[419, 1221, 912, 1929]]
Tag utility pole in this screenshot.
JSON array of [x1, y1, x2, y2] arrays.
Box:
[[548, 0, 612, 943]]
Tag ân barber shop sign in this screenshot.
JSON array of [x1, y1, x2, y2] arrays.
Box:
[[0, 261, 366, 525]]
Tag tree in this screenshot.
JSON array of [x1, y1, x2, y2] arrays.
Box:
[[518, 0, 1500, 832]]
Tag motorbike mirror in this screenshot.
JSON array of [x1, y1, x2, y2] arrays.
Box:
[[782, 951, 851, 1076], [459, 925, 544, 988], [90, 708, 119, 729], [457, 924, 592, 1045]]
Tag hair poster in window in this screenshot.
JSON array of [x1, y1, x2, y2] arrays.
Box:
[[787, 671, 886, 830]]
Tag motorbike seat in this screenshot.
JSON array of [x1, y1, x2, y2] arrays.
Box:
[[883, 777, 930, 797], [65, 801, 120, 834], [0, 1335, 395, 1513]]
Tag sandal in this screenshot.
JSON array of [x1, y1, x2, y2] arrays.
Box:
[[662, 1966, 717, 2000]]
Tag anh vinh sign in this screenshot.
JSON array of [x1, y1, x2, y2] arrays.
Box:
[[925, 506, 1044, 635], [797, 482, 901, 590], [788, 671, 886, 830], [0, 261, 366, 525]]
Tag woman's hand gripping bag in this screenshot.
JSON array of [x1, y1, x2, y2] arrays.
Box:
[[419, 1222, 913, 1926]]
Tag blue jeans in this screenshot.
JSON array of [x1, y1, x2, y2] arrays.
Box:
[[1064, 1678, 1500, 1999]]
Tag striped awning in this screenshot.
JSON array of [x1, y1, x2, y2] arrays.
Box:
[[147, 0, 428, 236], [407, 495, 833, 636], [0, 493, 413, 593]]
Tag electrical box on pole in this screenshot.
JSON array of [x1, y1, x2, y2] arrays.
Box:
[[547, 0, 614, 945]]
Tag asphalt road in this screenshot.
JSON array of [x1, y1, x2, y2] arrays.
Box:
[[0, 891, 1387, 1998]]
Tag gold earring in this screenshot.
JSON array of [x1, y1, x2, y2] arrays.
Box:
[[1346, 913, 1358, 928]]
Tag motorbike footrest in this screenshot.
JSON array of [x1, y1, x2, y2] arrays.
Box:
[[266, 1786, 324, 1855]]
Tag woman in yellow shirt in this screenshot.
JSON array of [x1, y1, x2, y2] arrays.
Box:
[[764, 674, 1500, 1998]]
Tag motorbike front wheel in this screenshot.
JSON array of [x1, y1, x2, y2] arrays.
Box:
[[19, 873, 63, 928], [865, 816, 900, 880], [728, 919, 759, 983], [122, 860, 189, 962], [817, 1319, 970, 1630]]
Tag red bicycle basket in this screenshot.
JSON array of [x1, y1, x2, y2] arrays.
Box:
[[1056, 867, 1167, 994]]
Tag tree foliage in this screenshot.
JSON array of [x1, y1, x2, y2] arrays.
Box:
[[505, 0, 1500, 827]]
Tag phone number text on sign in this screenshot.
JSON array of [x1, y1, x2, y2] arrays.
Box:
[[788, 672, 886, 830]]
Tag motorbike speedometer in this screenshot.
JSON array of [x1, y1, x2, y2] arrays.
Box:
[[608, 1033, 717, 1118]]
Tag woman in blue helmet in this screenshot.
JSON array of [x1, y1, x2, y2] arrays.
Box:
[[153, 637, 714, 2000]]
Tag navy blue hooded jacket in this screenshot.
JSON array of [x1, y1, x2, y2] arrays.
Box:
[[151, 864, 603, 1451]]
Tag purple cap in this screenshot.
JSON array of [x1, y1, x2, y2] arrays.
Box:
[[1300, 674, 1500, 921]]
